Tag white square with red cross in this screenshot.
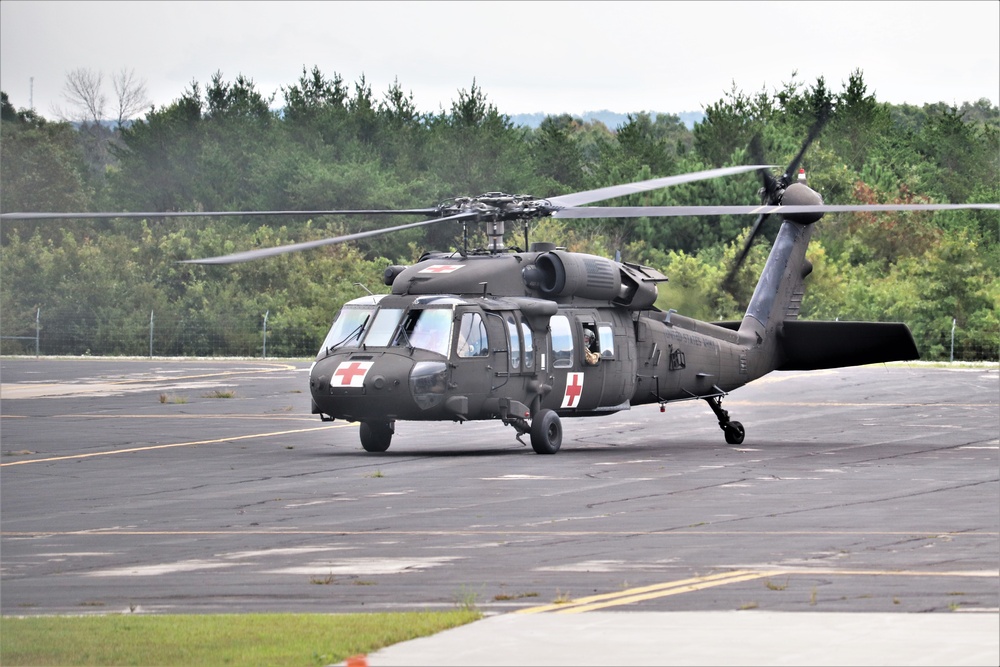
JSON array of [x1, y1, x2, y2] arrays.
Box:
[[560, 372, 585, 408], [418, 264, 464, 274], [332, 361, 374, 388]]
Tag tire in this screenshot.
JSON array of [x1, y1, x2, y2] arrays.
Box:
[[530, 409, 562, 454], [360, 421, 393, 452], [724, 421, 745, 445]]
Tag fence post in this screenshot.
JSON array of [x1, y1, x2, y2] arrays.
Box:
[[262, 310, 269, 359], [950, 317, 956, 363], [149, 310, 154, 358], [35, 307, 40, 357]]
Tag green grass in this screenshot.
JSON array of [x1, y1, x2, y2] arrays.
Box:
[[202, 389, 237, 398], [0, 611, 482, 666]]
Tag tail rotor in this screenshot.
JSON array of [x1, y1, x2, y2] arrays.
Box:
[[723, 111, 830, 289]]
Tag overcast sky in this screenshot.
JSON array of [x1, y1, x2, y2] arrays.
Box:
[[2, 1, 998, 120]]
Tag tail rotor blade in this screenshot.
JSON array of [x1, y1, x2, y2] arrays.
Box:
[[781, 109, 829, 186], [723, 212, 767, 287], [748, 135, 779, 199]]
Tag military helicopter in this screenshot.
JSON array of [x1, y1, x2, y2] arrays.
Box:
[[3, 131, 997, 454]]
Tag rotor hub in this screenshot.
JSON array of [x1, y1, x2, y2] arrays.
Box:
[[437, 193, 556, 223]]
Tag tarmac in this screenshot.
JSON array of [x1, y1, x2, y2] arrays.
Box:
[[344, 610, 1000, 666], [3, 359, 997, 666]]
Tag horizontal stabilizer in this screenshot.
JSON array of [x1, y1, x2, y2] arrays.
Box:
[[777, 320, 919, 371]]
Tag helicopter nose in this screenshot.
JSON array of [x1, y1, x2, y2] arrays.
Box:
[[310, 355, 399, 421], [311, 354, 447, 422]]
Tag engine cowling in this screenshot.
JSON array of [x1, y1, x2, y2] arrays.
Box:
[[528, 250, 661, 309]]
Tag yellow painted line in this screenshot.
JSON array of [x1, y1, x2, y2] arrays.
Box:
[[516, 570, 773, 614], [764, 568, 999, 578], [0, 423, 351, 467], [515, 568, 1000, 615], [558, 570, 784, 613]]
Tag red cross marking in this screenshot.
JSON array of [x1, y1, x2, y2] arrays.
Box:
[[561, 372, 584, 408], [419, 264, 463, 274], [333, 361, 373, 387]]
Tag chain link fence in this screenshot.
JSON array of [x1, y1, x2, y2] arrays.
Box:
[[1, 309, 322, 358], [1, 309, 996, 361]]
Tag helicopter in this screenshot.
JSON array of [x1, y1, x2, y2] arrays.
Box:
[[3, 130, 997, 454]]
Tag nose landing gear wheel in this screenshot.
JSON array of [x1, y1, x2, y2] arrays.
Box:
[[360, 420, 393, 452], [530, 409, 562, 454], [724, 421, 745, 445]]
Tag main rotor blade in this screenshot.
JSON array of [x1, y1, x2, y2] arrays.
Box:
[[181, 211, 479, 265], [547, 165, 776, 208], [0, 208, 442, 221], [552, 203, 999, 219]]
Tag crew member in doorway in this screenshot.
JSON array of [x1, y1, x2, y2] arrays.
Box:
[[583, 328, 600, 366]]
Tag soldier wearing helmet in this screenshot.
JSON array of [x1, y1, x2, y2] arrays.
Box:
[[583, 327, 600, 366]]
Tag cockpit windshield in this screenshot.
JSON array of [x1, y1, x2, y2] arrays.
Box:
[[364, 308, 405, 347], [316, 296, 383, 357], [321, 298, 457, 357]]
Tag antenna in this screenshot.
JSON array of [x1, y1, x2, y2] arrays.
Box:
[[29, 77, 34, 111]]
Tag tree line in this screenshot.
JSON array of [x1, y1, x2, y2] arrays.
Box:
[[1, 67, 997, 359]]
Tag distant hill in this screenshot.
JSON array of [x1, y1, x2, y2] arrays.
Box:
[[509, 110, 705, 130]]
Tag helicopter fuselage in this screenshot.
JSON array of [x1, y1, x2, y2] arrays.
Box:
[[309, 247, 760, 451]]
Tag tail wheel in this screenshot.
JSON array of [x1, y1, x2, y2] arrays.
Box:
[[530, 409, 562, 454], [360, 421, 393, 452]]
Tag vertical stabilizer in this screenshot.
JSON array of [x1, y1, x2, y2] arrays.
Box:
[[738, 219, 815, 379]]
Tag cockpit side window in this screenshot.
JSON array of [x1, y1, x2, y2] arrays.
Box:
[[396, 308, 452, 356], [456, 312, 489, 358], [505, 314, 521, 370], [521, 321, 534, 369]]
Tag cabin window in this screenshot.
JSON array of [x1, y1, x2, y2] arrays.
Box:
[[597, 323, 615, 359], [456, 312, 489, 358], [550, 315, 574, 368], [505, 314, 521, 370]]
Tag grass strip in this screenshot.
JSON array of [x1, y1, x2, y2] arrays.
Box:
[[0, 610, 482, 666]]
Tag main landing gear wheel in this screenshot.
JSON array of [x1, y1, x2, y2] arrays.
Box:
[[360, 420, 393, 452], [724, 421, 745, 445], [530, 409, 562, 454]]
